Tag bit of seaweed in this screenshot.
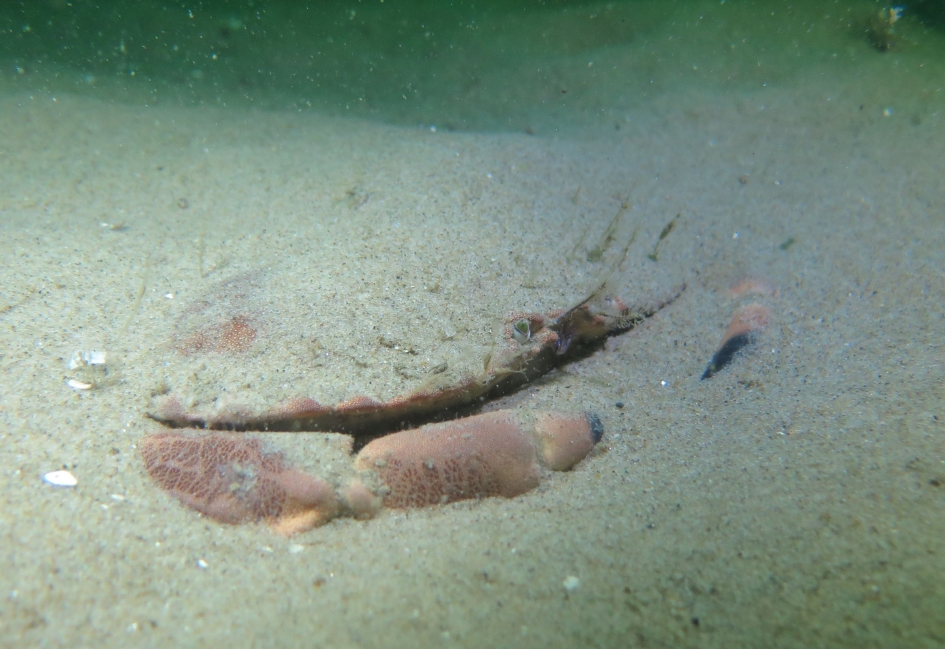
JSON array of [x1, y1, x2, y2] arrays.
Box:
[[865, 6, 904, 52], [585, 200, 628, 263], [647, 214, 679, 262]]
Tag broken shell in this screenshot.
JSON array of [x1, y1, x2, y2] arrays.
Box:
[[43, 470, 78, 487], [69, 350, 107, 370]]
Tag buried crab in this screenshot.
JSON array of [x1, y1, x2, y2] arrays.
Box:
[[141, 245, 685, 534]]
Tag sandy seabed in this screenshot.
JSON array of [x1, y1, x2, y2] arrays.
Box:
[[1, 4, 944, 648]]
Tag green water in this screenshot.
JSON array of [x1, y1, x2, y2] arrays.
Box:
[[4, 0, 941, 133]]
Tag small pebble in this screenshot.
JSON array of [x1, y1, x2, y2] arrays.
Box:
[[615, 401, 625, 409], [43, 470, 78, 487], [562, 575, 580, 593]]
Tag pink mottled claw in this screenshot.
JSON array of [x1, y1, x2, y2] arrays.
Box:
[[142, 409, 602, 533], [354, 410, 603, 509], [140, 432, 340, 535], [354, 411, 542, 508]]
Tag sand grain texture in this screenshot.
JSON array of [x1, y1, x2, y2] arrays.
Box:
[[1, 1, 944, 646]]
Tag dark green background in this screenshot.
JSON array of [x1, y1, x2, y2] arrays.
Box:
[[2, 1, 942, 131]]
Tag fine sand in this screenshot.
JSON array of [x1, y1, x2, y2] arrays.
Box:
[[1, 1, 943, 647]]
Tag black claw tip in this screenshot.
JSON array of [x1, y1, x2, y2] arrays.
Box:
[[586, 412, 604, 444], [701, 332, 755, 380]]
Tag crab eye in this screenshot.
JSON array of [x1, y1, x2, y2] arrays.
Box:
[[512, 319, 531, 344]]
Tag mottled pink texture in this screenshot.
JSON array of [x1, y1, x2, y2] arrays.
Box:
[[141, 432, 338, 534]]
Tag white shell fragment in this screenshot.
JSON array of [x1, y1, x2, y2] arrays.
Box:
[[43, 470, 78, 487], [562, 575, 581, 593], [67, 350, 109, 391], [69, 350, 107, 370], [67, 379, 93, 390]]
